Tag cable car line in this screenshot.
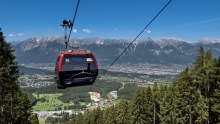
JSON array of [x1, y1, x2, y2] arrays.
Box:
[[62, 0, 80, 50], [67, 0, 80, 43], [101, 0, 172, 76], [87, 0, 172, 91]]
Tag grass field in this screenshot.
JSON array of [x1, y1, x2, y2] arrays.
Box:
[[32, 93, 72, 111]]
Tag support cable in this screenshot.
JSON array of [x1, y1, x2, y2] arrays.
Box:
[[67, 0, 80, 43], [88, 0, 172, 91], [101, 0, 172, 76]]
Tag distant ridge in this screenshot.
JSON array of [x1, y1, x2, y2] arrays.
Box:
[[12, 36, 220, 65]]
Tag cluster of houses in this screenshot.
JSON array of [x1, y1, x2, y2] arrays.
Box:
[[18, 74, 54, 87], [124, 78, 165, 84], [85, 91, 118, 110], [89, 91, 118, 102], [33, 110, 72, 118], [20, 80, 54, 87]]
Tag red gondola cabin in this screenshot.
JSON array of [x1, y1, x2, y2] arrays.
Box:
[[54, 50, 98, 89]]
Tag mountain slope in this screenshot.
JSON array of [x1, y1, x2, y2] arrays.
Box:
[[11, 36, 220, 65]]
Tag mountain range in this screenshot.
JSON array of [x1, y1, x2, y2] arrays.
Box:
[[11, 36, 220, 65]]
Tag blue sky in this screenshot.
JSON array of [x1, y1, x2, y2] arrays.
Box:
[[1, 0, 220, 42]]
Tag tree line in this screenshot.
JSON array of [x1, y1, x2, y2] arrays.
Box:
[[0, 29, 39, 123]]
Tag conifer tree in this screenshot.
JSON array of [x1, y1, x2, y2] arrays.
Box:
[[157, 84, 167, 123], [28, 114, 40, 124], [75, 112, 84, 124], [68, 112, 84, 124], [174, 68, 208, 123], [115, 97, 130, 124], [130, 89, 148, 124], [192, 46, 216, 123], [90, 106, 103, 124], [45, 117, 56, 124], [102, 107, 109, 123], [192, 47, 213, 100], [152, 82, 162, 124], [82, 110, 92, 124], [209, 57, 220, 123], [103, 105, 117, 124], [160, 82, 178, 124], [0, 28, 34, 123], [145, 86, 154, 123]]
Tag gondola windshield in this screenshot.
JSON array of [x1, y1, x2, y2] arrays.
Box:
[[62, 54, 96, 72]]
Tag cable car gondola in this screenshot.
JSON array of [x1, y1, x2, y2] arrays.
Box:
[[54, 50, 98, 89], [54, 19, 98, 89]]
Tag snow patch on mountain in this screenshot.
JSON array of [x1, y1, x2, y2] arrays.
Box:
[[154, 37, 187, 48], [20, 36, 62, 51], [95, 40, 104, 44], [163, 49, 173, 54], [150, 49, 160, 56], [197, 38, 220, 44]]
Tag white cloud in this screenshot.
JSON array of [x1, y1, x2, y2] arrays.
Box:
[[147, 30, 151, 33], [72, 29, 77, 33], [83, 29, 92, 33], [9, 34, 16, 37], [17, 33, 24, 36], [9, 33, 24, 37]]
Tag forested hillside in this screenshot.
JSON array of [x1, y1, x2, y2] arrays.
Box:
[[0, 29, 39, 123], [60, 46, 220, 124]]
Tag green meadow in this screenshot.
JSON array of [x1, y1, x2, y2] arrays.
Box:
[[32, 93, 72, 111]]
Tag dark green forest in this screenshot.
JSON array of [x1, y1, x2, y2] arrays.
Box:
[[57, 46, 220, 124], [0, 29, 39, 123]]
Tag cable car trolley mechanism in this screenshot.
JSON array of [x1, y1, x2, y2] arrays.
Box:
[[54, 19, 98, 89]]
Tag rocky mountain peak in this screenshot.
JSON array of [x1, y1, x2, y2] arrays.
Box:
[[11, 36, 220, 65], [19, 35, 63, 51], [197, 38, 220, 44], [154, 37, 189, 49]]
